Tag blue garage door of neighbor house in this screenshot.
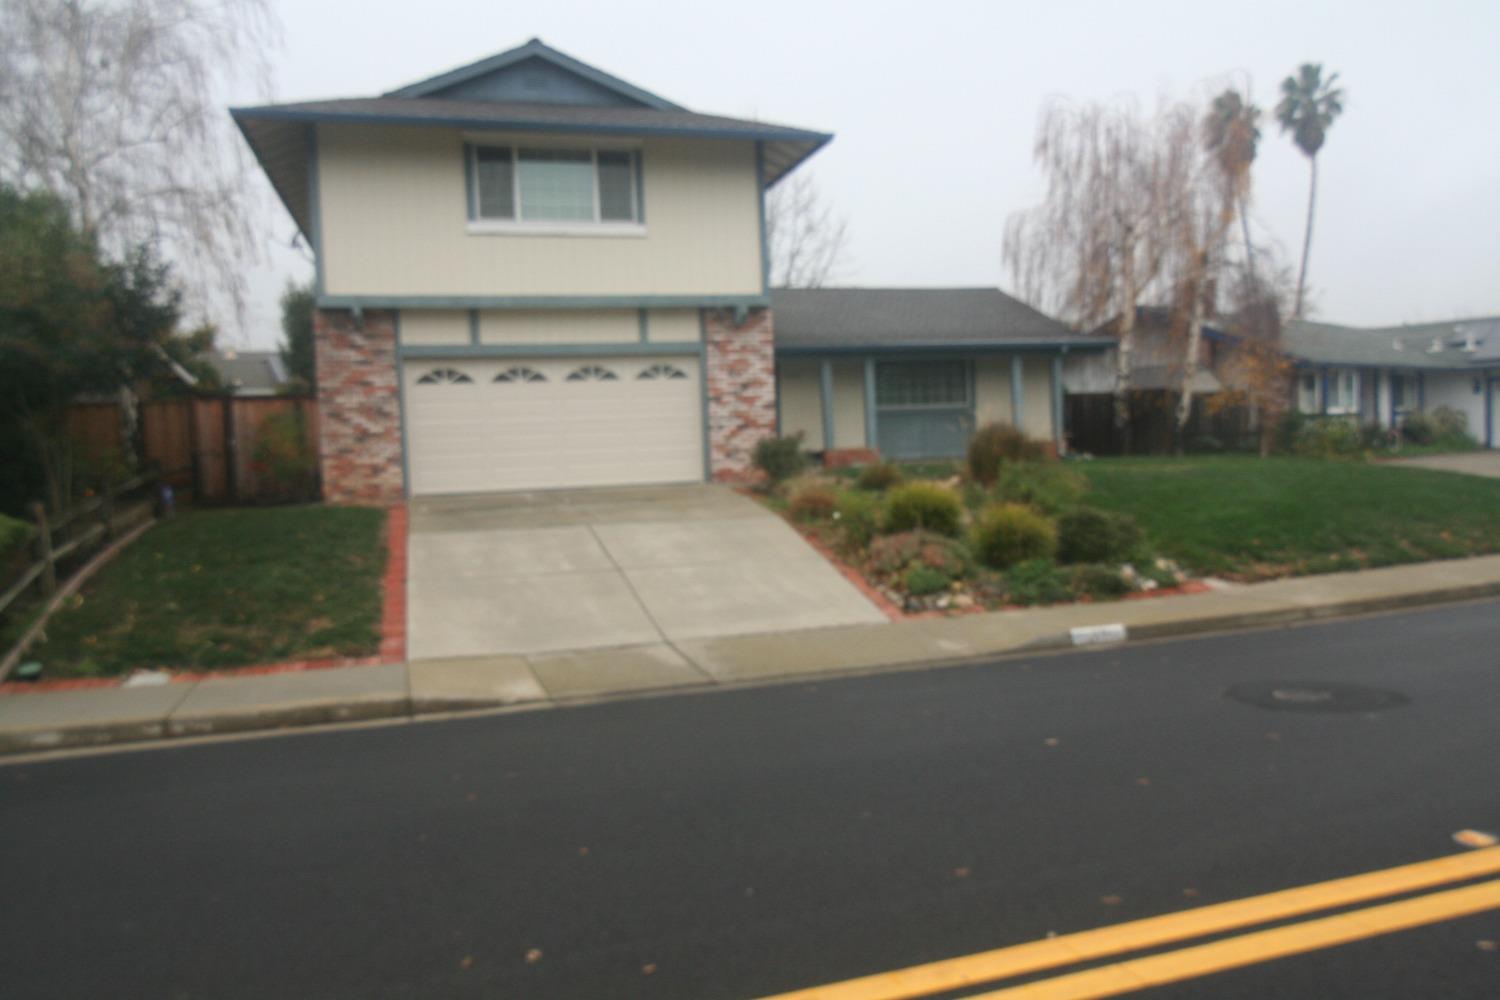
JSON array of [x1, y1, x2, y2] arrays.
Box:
[[876, 360, 975, 460]]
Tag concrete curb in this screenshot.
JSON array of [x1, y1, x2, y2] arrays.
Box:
[[5, 571, 1500, 759]]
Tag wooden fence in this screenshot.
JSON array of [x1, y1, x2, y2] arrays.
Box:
[[1066, 393, 1256, 456], [68, 396, 319, 505]]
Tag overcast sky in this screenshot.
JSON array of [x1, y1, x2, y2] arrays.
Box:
[[226, 0, 1500, 348]]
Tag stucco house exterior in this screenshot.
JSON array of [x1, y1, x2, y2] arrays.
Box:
[[234, 39, 1103, 501], [1280, 317, 1500, 447]]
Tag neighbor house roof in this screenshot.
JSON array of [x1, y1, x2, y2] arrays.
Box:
[[1283, 317, 1500, 370], [232, 38, 832, 241], [770, 287, 1111, 354], [206, 350, 289, 395]]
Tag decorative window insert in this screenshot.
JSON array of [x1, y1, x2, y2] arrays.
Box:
[[1296, 372, 1320, 414], [637, 363, 689, 381], [468, 144, 641, 225], [876, 361, 970, 409], [1326, 369, 1360, 414], [565, 365, 619, 382], [416, 367, 473, 385], [493, 367, 547, 383]]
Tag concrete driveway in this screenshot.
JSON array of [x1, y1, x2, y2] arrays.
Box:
[[406, 484, 886, 661], [1381, 452, 1500, 478]]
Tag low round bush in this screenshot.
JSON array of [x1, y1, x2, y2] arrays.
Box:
[[971, 503, 1057, 569], [903, 565, 952, 597], [1071, 563, 1132, 599], [753, 434, 806, 485], [967, 423, 1045, 487], [787, 477, 839, 521], [868, 530, 970, 580], [834, 490, 881, 549], [1056, 507, 1142, 564], [1004, 558, 1072, 606], [884, 482, 963, 537], [1292, 418, 1364, 459], [856, 461, 904, 491], [994, 461, 1087, 514]]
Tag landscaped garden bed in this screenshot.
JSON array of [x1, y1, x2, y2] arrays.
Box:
[[752, 426, 1500, 612], [14, 505, 392, 680]]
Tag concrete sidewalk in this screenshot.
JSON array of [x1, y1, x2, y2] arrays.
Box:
[[6, 553, 1500, 756]]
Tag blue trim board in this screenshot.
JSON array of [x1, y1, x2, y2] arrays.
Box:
[[637, 308, 649, 343], [393, 311, 411, 497], [1320, 369, 1330, 414], [756, 142, 770, 295], [819, 359, 836, 451], [318, 294, 769, 311], [398, 341, 698, 360], [697, 311, 712, 481], [307, 125, 325, 297], [863, 357, 878, 450], [1050, 353, 1065, 453], [776, 341, 1110, 358], [468, 310, 480, 345], [1009, 355, 1025, 429], [634, 149, 645, 224], [462, 142, 476, 221]]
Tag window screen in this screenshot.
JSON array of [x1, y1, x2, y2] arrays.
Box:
[[518, 149, 594, 221], [876, 362, 970, 407]]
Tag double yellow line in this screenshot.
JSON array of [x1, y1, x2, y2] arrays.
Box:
[[760, 846, 1500, 1000]]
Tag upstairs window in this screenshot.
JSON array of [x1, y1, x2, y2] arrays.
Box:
[[469, 145, 641, 226]]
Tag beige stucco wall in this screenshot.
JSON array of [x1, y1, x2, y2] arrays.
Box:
[[479, 309, 636, 345], [646, 309, 701, 343], [400, 309, 469, 345], [776, 360, 869, 451], [317, 124, 763, 298]]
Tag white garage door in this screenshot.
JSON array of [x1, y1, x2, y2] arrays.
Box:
[[403, 356, 703, 495]]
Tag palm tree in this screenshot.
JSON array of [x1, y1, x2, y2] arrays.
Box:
[[1204, 89, 1261, 286], [1276, 64, 1344, 318]]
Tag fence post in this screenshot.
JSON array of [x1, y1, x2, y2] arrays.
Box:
[[31, 502, 56, 597], [222, 396, 239, 505]]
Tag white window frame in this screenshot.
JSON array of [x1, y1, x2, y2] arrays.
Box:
[[1326, 369, 1360, 415], [466, 143, 644, 237], [1297, 372, 1320, 414]]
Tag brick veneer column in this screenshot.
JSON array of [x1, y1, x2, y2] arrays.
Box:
[[314, 308, 404, 505], [703, 307, 776, 481]]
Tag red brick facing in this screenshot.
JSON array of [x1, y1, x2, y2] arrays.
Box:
[[704, 308, 776, 481], [315, 308, 404, 506]]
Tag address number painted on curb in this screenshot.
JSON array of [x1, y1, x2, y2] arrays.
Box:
[[1071, 623, 1128, 646]]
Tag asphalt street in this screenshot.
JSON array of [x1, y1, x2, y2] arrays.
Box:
[[2, 600, 1498, 998]]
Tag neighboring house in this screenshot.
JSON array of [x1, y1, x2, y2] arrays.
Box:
[[1281, 317, 1500, 448], [774, 288, 1109, 461], [204, 350, 292, 396]]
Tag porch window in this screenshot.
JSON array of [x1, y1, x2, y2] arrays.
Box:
[[1296, 372, 1320, 414], [876, 361, 970, 408], [1391, 373, 1418, 413], [468, 144, 641, 226], [1326, 370, 1360, 415]]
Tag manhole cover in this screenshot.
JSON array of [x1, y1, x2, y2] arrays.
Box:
[[1226, 680, 1409, 713]]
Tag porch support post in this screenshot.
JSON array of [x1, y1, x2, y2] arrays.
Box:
[[819, 358, 835, 452], [1418, 371, 1426, 410], [1051, 352, 1065, 455], [863, 357, 878, 452], [1010, 354, 1025, 430]]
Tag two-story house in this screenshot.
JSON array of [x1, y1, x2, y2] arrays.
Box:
[[233, 38, 829, 502], [236, 39, 1107, 502]]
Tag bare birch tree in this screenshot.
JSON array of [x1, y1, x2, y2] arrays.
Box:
[[767, 172, 850, 288], [1004, 100, 1191, 450], [0, 0, 279, 326]]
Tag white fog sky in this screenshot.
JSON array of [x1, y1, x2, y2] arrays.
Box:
[[224, 0, 1500, 348]]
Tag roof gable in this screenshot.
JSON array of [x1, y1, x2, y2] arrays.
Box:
[[385, 38, 683, 110]]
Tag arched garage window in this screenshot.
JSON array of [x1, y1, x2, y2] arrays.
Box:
[[565, 365, 619, 382], [637, 364, 688, 381], [415, 368, 473, 384], [494, 367, 547, 383]]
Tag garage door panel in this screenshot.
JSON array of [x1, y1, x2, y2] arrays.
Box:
[[404, 356, 703, 495]]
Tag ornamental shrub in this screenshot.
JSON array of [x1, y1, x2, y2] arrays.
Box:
[[786, 476, 839, 521], [1292, 418, 1364, 459], [1004, 559, 1073, 606], [856, 461, 904, 491], [834, 490, 881, 550], [753, 434, 806, 486], [1071, 564, 1133, 599], [966, 422, 1045, 487], [994, 461, 1087, 515], [1056, 507, 1142, 564], [868, 530, 970, 580], [904, 565, 953, 597], [884, 482, 964, 537], [251, 410, 317, 502], [971, 502, 1058, 570]]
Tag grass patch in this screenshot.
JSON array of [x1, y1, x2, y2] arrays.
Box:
[[27, 506, 387, 677], [1080, 456, 1500, 579]]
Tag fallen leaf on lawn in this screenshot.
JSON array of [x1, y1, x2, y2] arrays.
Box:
[[1100, 895, 1122, 906], [641, 963, 658, 975], [459, 956, 474, 970], [525, 948, 543, 964], [1476, 940, 1496, 952], [1043, 737, 1061, 747], [952, 867, 971, 879]]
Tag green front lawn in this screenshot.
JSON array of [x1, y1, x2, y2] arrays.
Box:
[[27, 506, 387, 677], [1080, 456, 1500, 579]]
